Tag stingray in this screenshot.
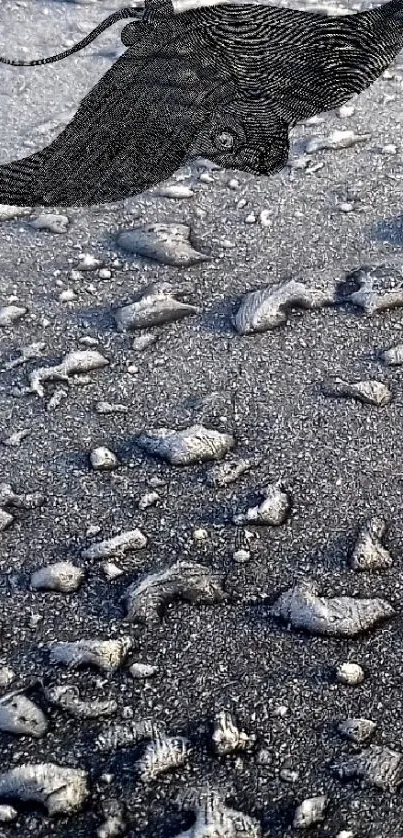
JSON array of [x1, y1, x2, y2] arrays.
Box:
[[0, 0, 402, 206]]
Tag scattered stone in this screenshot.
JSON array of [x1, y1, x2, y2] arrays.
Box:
[[337, 718, 377, 745], [116, 223, 209, 266], [29, 213, 69, 233], [95, 401, 129, 415], [207, 455, 260, 487], [2, 429, 31, 447], [0, 693, 48, 738], [81, 529, 147, 561], [322, 378, 391, 407], [124, 561, 227, 624], [272, 581, 394, 636], [0, 204, 31, 221], [99, 268, 112, 280], [233, 548, 250, 563], [47, 388, 68, 410], [138, 492, 159, 510], [30, 349, 109, 397], [131, 333, 159, 351], [4, 341, 45, 370], [97, 799, 126, 838], [293, 796, 328, 829], [382, 343, 403, 366], [90, 447, 118, 472], [0, 763, 89, 815], [336, 663, 365, 685], [137, 735, 191, 782], [279, 763, 299, 783], [0, 667, 15, 688], [193, 527, 208, 541], [0, 305, 28, 327], [95, 719, 165, 751], [31, 562, 85, 593], [0, 509, 13, 531], [0, 483, 44, 510], [199, 171, 214, 183], [136, 424, 234, 465], [337, 104, 355, 118], [234, 278, 335, 334], [77, 254, 102, 271], [259, 209, 271, 227], [233, 482, 290, 526], [334, 746, 403, 791], [102, 562, 124, 580], [115, 282, 198, 331], [0, 804, 17, 822], [350, 518, 393, 571], [59, 288, 77, 303], [156, 184, 194, 199], [305, 130, 369, 153], [45, 685, 117, 719], [130, 663, 158, 679], [211, 711, 252, 755], [177, 790, 261, 838], [49, 637, 132, 674], [337, 265, 403, 314]]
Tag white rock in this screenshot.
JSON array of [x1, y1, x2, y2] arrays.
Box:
[[336, 662, 365, 685], [90, 447, 118, 472]]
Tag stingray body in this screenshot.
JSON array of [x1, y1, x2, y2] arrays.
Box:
[[0, 0, 403, 206]]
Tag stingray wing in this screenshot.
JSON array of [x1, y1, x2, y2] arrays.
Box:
[[0, 25, 237, 207]]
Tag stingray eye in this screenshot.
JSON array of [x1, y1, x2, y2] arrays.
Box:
[[214, 131, 235, 151]]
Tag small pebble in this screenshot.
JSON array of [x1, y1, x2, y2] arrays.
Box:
[[0, 804, 17, 822], [0, 204, 31, 220], [132, 333, 158, 351], [3, 429, 31, 447], [59, 289, 77, 303], [77, 254, 102, 270], [29, 213, 69, 233], [0, 305, 28, 326], [0, 666, 15, 687], [138, 491, 159, 510], [233, 548, 250, 563], [156, 184, 194, 199], [293, 796, 327, 829], [337, 718, 377, 745], [193, 528, 208, 541], [90, 447, 118, 472], [0, 509, 14, 531], [116, 223, 208, 267], [130, 663, 158, 679], [102, 561, 124, 580], [82, 529, 147, 561], [336, 662, 365, 685], [99, 268, 112, 280], [31, 561, 84, 593], [95, 401, 128, 415], [337, 104, 355, 118], [279, 764, 299, 783], [259, 209, 271, 226]]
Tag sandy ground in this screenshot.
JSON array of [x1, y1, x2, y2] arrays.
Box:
[[1, 0, 403, 835]]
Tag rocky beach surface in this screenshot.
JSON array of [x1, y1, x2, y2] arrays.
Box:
[[1, 0, 403, 834]]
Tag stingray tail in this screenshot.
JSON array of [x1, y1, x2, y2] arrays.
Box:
[[0, 152, 49, 207], [0, 149, 98, 207]]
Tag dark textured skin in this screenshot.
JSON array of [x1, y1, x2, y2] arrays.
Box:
[[1, 0, 403, 205]]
